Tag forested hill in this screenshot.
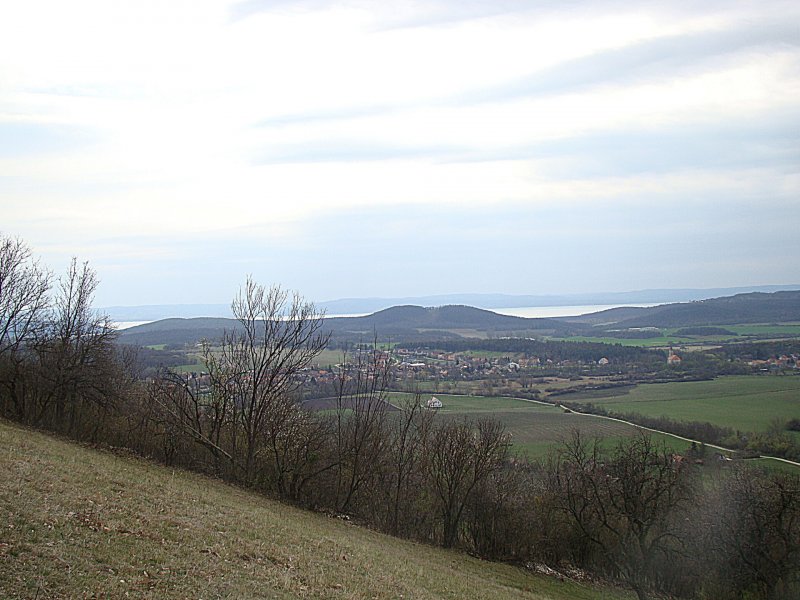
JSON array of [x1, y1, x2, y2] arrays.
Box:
[[324, 304, 563, 332], [116, 317, 235, 346], [116, 291, 800, 347], [583, 290, 800, 328], [117, 305, 581, 347]]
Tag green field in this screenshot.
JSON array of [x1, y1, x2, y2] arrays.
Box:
[[172, 361, 204, 374], [563, 375, 800, 433], [550, 334, 698, 347], [388, 393, 691, 457], [0, 419, 631, 600], [310, 349, 356, 367], [725, 323, 800, 336], [554, 322, 800, 347]]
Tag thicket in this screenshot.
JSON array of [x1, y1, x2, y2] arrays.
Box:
[[2, 233, 798, 600], [713, 340, 800, 361]]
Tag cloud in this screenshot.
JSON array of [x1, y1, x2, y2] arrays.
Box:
[[452, 19, 800, 105], [255, 105, 397, 127], [229, 0, 546, 27], [252, 139, 461, 164], [454, 109, 800, 175], [0, 122, 98, 157], [2, 0, 798, 304]]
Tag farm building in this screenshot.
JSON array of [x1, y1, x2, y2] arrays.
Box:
[[667, 349, 682, 365], [426, 396, 443, 409]]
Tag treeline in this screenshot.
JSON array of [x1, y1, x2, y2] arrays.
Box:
[[2, 235, 798, 600], [713, 339, 800, 361], [562, 402, 736, 446], [326, 329, 464, 348], [0, 236, 135, 438], [561, 402, 800, 461], [674, 326, 737, 336], [404, 338, 663, 364], [133, 346, 197, 372]]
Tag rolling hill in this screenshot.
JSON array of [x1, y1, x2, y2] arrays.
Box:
[[116, 291, 800, 347], [572, 291, 800, 329], [117, 305, 582, 347]]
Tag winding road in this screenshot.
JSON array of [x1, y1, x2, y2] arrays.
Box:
[[517, 396, 800, 468]]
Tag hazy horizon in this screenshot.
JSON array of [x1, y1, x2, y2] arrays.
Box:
[[3, 1, 799, 306], [101, 283, 800, 308], [99, 284, 800, 323]]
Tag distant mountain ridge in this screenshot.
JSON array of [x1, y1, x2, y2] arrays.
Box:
[[314, 285, 800, 315], [103, 285, 800, 321]]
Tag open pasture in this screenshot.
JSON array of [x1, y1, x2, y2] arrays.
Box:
[[489, 411, 659, 457], [563, 375, 800, 433], [551, 334, 697, 347], [389, 392, 690, 457], [725, 322, 800, 337], [309, 348, 348, 367], [554, 322, 800, 347]]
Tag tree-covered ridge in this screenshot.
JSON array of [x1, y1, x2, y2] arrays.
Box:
[[608, 290, 800, 327]]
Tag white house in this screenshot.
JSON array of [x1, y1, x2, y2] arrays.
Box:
[[426, 396, 443, 409]]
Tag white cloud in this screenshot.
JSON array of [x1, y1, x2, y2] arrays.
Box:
[[1, 0, 798, 302]]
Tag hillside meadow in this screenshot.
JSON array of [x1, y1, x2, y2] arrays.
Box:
[[0, 419, 631, 600]]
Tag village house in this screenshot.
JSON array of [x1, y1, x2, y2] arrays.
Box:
[[426, 396, 443, 409]]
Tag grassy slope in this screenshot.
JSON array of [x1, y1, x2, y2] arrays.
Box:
[[563, 375, 800, 432], [0, 419, 630, 600]]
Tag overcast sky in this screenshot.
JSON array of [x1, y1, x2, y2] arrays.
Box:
[[2, 0, 799, 306]]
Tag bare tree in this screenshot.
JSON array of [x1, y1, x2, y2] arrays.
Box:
[[333, 341, 392, 513], [428, 417, 509, 548], [384, 392, 434, 536], [34, 258, 117, 434], [263, 397, 336, 503], [147, 367, 234, 472], [552, 431, 693, 600], [704, 467, 800, 599], [206, 277, 329, 485], [0, 234, 50, 417]]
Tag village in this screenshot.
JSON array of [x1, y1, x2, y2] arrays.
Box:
[[176, 343, 800, 402]]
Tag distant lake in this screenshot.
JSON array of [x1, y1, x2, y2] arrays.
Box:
[[491, 303, 661, 318], [113, 321, 152, 330]]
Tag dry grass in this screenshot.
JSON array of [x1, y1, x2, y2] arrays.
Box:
[[0, 419, 631, 600]]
